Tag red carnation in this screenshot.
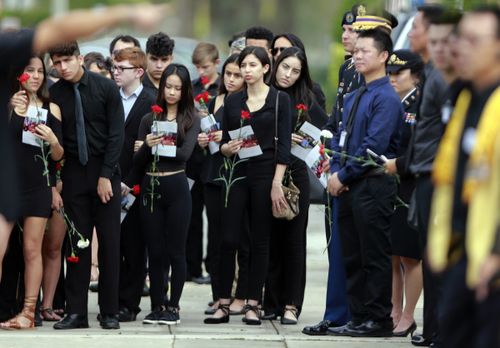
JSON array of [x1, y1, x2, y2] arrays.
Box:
[[67, 255, 79, 263], [319, 143, 325, 156], [55, 162, 62, 171], [151, 105, 163, 114], [18, 73, 30, 84], [195, 91, 210, 104], [200, 76, 210, 85], [296, 104, 308, 111], [132, 184, 140, 196], [241, 110, 251, 120]]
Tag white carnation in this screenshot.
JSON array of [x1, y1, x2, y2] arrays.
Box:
[[77, 238, 90, 249], [320, 130, 333, 139]]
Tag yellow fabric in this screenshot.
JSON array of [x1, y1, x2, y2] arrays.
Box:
[[429, 86, 500, 287]]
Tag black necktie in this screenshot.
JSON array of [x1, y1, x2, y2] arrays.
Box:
[[73, 83, 88, 165], [340, 85, 367, 166]]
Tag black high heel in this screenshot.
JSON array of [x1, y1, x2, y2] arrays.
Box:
[[393, 321, 417, 337], [204, 304, 230, 324], [242, 304, 261, 325]]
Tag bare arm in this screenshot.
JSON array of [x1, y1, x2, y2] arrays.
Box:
[[33, 3, 170, 53]]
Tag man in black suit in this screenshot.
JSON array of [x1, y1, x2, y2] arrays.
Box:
[[113, 47, 156, 322]]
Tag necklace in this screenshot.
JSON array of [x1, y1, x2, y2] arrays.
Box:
[[166, 117, 176, 122]]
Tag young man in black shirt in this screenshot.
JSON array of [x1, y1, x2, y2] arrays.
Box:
[[49, 41, 124, 330], [143, 32, 175, 92]]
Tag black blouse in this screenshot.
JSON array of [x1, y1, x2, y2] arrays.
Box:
[[221, 86, 291, 165], [133, 112, 201, 173], [9, 103, 62, 192]]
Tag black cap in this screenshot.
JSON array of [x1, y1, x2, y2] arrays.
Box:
[[386, 49, 424, 73], [341, 4, 366, 27]]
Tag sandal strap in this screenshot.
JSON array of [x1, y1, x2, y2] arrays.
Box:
[[284, 307, 298, 319], [243, 304, 261, 318], [218, 303, 230, 316]]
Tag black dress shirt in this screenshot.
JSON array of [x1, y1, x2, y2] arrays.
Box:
[[192, 76, 220, 98], [142, 73, 158, 95], [50, 70, 124, 178], [221, 86, 291, 165]]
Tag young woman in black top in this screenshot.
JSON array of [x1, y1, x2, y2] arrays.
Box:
[[1, 56, 64, 329], [205, 46, 291, 325], [198, 54, 250, 316], [264, 47, 328, 324], [131, 63, 200, 325]]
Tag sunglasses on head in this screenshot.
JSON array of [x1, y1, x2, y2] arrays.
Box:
[[272, 47, 289, 55]]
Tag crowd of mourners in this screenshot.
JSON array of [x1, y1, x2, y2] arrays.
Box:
[[0, 3, 500, 348]]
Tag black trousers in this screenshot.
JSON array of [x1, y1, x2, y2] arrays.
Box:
[[264, 168, 309, 315], [61, 157, 121, 315], [186, 177, 205, 279], [205, 184, 223, 300], [0, 226, 24, 321], [416, 174, 443, 344], [338, 175, 396, 323], [140, 172, 191, 309], [439, 258, 500, 348], [118, 198, 145, 312], [219, 161, 274, 301]]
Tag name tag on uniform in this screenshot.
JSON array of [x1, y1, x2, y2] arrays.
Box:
[[339, 130, 347, 147]]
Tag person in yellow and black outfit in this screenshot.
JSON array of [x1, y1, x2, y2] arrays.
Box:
[[427, 6, 500, 348]]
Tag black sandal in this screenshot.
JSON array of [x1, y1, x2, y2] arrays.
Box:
[[280, 307, 298, 325], [40, 308, 62, 322], [204, 303, 230, 324], [242, 304, 261, 325]]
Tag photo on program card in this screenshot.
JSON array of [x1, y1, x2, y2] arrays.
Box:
[[22, 105, 48, 147], [228, 125, 263, 159], [200, 115, 221, 154], [305, 144, 328, 188], [291, 121, 321, 161], [152, 120, 177, 157]]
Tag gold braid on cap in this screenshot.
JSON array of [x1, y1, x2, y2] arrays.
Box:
[[388, 54, 407, 66], [352, 15, 392, 32]]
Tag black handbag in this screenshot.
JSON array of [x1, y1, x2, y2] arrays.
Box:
[[272, 91, 300, 220]]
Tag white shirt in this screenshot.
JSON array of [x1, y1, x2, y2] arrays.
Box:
[[120, 84, 144, 121]]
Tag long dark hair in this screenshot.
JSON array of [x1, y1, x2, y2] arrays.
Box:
[[238, 46, 271, 83], [156, 63, 194, 138], [11, 55, 50, 105], [271, 33, 307, 53], [218, 53, 240, 95], [270, 47, 314, 109]]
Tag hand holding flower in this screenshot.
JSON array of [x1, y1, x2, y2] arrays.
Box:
[[145, 133, 163, 147], [221, 139, 243, 156], [34, 124, 58, 145], [197, 132, 209, 148], [11, 90, 28, 113], [51, 187, 64, 210], [384, 158, 398, 175]]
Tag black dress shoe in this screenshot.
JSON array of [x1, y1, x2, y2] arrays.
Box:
[[411, 333, 432, 346], [347, 320, 393, 337], [118, 307, 138, 322], [327, 321, 361, 336], [53, 314, 89, 330], [99, 314, 120, 329], [393, 321, 417, 337], [302, 320, 337, 336]]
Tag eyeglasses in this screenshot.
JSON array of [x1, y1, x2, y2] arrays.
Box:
[[111, 65, 137, 73], [272, 47, 289, 56]]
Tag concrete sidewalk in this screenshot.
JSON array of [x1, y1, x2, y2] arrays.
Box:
[[0, 206, 421, 348]]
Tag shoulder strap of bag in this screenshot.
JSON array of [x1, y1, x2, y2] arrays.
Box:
[[274, 90, 280, 161]]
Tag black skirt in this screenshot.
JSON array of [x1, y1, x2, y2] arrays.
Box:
[[19, 187, 52, 218], [390, 178, 422, 260]]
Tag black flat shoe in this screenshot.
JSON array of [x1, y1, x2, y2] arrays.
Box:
[[302, 320, 336, 336], [99, 314, 120, 329], [327, 321, 361, 336], [53, 314, 89, 330], [393, 321, 417, 337], [204, 304, 230, 324], [260, 312, 277, 320], [280, 307, 298, 325], [118, 307, 139, 322], [242, 304, 261, 326], [411, 333, 432, 347]]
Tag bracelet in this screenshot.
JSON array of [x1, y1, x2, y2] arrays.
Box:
[[92, 263, 98, 267]]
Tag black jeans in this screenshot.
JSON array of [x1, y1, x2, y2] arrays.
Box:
[[338, 175, 396, 323], [61, 157, 121, 315], [440, 258, 500, 348], [140, 172, 191, 309], [416, 174, 443, 344], [186, 179, 205, 278], [264, 166, 310, 315]]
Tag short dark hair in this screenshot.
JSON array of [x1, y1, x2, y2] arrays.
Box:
[[245, 26, 274, 48], [429, 9, 462, 26], [417, 4, 445, 28], [238, 46, 271, 81], [357, 28, 393, 60], [109, 35, 141, 55], [146, 32, 175, 57], [48, 41, 80, 58], [83, 51, 109, 71], [471, 5, 500, 39], [271, 33, 306, 53]]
